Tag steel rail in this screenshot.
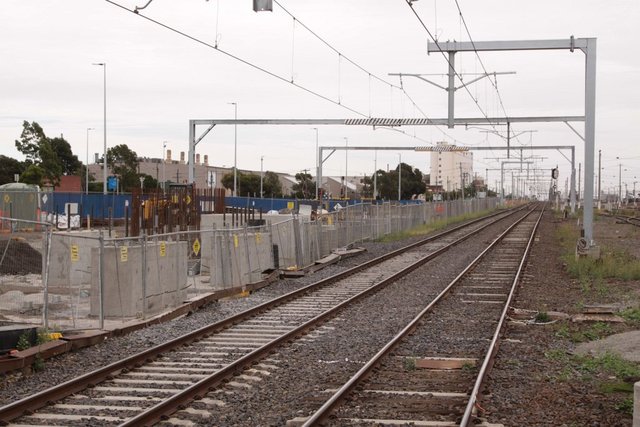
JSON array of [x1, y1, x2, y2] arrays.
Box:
[[121, 207, 526, 426], [301, 203, 541, 426], [459, 203, 545, 426], [0, 206, 521, 425]]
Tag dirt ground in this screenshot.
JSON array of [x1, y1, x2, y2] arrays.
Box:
[[0, 238, 42, 275], [482, 210, 640, 426]]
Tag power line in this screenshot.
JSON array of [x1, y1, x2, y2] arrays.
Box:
[[403, 1, 507, 139], [451, 0, 524, 146], [106, 0, 367, 117], [106, 0, 462, 146]]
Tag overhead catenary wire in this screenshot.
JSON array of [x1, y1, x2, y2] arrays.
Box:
[[451, 0, 525, 147], [106, 0, 461, 146], [403, 0, 519, 147]]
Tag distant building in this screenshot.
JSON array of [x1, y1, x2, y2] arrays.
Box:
[[429, 141, 473, 192], [54, 175, 82, 192], [87, 149, 365, 198]]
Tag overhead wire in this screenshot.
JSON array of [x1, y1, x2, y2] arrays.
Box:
[[451, 0, 525, 147], [273, 0, 461, 143], [106, 0, 463, 146]]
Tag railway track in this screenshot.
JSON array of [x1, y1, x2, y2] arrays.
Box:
[[0, 208, 524, 426], [301, 203, 544, 426]]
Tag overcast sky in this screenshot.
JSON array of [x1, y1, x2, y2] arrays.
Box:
[[1, 0, 639, 195]]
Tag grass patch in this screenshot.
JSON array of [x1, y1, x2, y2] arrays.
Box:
[[535, 311, 551, 323], [556, 223, 640, 286], [376, 208, 497, 243], [553, 321, 612, 343], [615, 397, 634, 415], [575, 352, 640, 384], [403, 357, 416, 371], [620, 307, 640, 324]]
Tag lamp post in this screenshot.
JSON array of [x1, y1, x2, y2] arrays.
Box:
[[85, 128, 94, 194], [92, 62, 107, 194], [373, 150, 378, 200], [228, 102, 238, 197], [260, 155, 264, 198], [398, 153, 402, 201], [312, 127, 319, 199], [343, 137, 348, 199]]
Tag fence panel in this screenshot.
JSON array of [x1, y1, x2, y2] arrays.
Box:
[[0, 219, 49, 328]]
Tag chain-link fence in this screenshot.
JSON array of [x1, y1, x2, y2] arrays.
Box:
[[0, 218, 50, 328], [1, 198, 499, 331]]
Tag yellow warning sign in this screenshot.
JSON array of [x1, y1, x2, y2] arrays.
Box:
[[70, 245, 79, 262], [192, 238, 200, 255], [233, 234, 239, 248], [120, 246, 128, 262], [255, 233, 262, 244], [287, 201, 294, 210], [159, 242, 166, 257], [3, 194, 10, 203], [185, 195, 192, 205]]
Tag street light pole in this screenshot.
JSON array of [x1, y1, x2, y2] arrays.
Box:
[[312, 128, 319, 199], [93, 62, 107, 194], [398, 153, 402, 201], [85, 128, 94, 195], [344, 137, 348, 199], [260, 155, 264, 198], [373, 150, 378, 200], [228, 102, 238, 197]]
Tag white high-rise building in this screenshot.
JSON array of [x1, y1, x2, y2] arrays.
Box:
[[429, 141, 473, 192]]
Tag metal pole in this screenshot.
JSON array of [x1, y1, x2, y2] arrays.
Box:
[[228, 102, 238, 196], [583, 38, 597, 244], [98, 231, 105, 329], [578, 162, 581, 204], [598, 149, 602, 203], [313, 128, 319, 199], [618, 162, 622, 205], [344, 137, 348, 199], [260, 155, 264, 198], [397, 153, 402, 201], [162, 141, 167, 193], [373, 150, 377, 199], [447, 52, 455, 129], [85, 128, 93, 194], [92, 62, 107, 194]]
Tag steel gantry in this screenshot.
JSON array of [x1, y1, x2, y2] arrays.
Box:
[[426, 36, 597, 245], [188, 36, 596, 246], [317, 144, 576, 212]]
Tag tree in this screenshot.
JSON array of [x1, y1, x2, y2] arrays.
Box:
[[14, 121, 64, 186], [361, 163, 426, 200], [49, 136, 82, 175], [262, 171, 283, 198], [291, 172, 315, 199], [106, 144, 139, 191], [14, 121, 45, 164], [0, 155, 25, 185], [221, 171, 283, 198]]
